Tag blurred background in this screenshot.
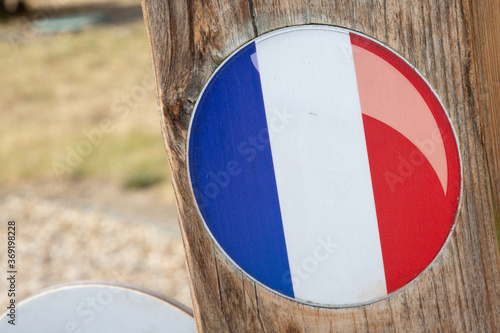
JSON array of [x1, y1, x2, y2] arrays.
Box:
[[0, 0, 191, 307]]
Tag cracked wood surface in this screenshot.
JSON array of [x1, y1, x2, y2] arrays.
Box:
[[142, 0, 500, 331]]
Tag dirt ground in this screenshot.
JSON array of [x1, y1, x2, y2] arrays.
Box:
[[0, 0, 193, 311]]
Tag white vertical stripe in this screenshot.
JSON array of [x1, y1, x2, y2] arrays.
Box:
[[255, 28, 387, 305]]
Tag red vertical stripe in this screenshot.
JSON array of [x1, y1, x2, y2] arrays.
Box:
[[351, 33, 461, 293]]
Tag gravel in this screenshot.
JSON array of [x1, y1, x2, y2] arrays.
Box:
[[0, 192, 192, 310]]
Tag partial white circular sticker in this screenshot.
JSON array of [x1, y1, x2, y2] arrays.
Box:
[[188, 25, 462, 307], [0, 281, 196, 332]]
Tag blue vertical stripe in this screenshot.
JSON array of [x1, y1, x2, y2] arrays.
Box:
[[189, 42, 294, 297]]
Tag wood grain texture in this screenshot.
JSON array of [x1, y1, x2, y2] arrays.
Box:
[[142, 0, 500, 331], [469, 0, 500, 257]]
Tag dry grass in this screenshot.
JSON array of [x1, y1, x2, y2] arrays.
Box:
[[0, 13, 166, 187]]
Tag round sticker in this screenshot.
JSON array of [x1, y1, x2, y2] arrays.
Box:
[[0, 282, 196, 332], [188, 26, 462, 306]]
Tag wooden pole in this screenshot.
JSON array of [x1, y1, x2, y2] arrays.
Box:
[[142, 1, 500, 331], [469, 0, 500, 251]]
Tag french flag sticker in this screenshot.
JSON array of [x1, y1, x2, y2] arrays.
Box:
[[187, 26, 462, 306]]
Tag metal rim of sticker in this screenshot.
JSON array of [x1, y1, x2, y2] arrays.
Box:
[[0, 280, 196, 332], [186, 25, 463, 308]]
